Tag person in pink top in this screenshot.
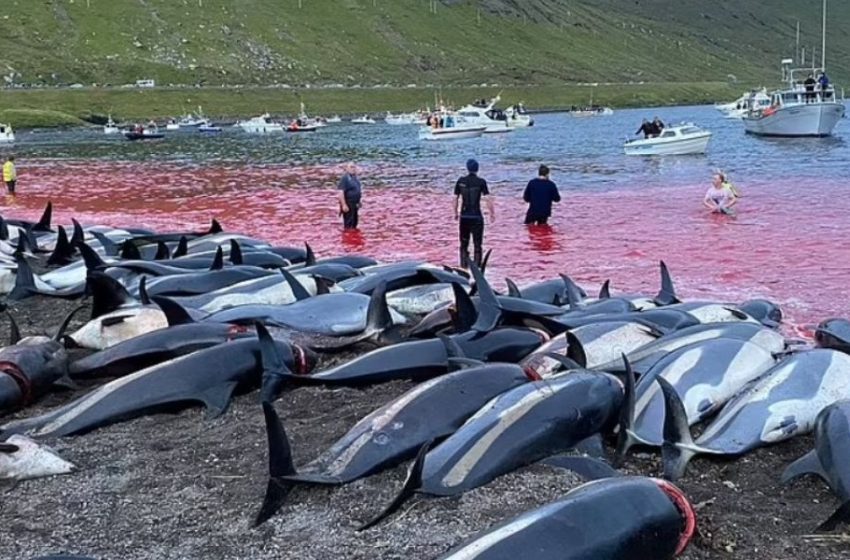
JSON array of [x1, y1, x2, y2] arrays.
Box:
[[703, 172, 739, 214]]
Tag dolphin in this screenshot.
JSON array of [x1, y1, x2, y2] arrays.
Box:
[[616, 338, 777, 458], [139, 266, 276, 298], [815, 318, 850, 354], [503, 276, 587, 306], [737, 299, 783, 328], [436, 477, 695, 560], [0, 331, 293, 439], [360, 370, 625, 529], [254, 362, 532, 525], [0, 434, 75, 481], [564, 320, 662, 369], [782, 400, 850, 532], [659, 349, 850, 481], [338, 266, 468, 296], [663, 302, 759, 325]]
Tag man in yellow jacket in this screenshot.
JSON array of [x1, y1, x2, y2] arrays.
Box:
[[3, 155, 16, 194]]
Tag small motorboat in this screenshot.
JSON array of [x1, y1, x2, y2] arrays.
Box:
[[623, 123, 711, 156], [326, 115, 342, 123], [198, 124, 222, 133], [0, 123, 15, 143], [235, 114, 284, 134], [419, 115, 486, 140], [124, 123, 164, 141], [165, 120, 180, 131], [385, 112, 418, 125], [504, 103, 534, 127], [351, 115, 376, 125], [103, 116, 120, 135], [287, 120, 318, 132]]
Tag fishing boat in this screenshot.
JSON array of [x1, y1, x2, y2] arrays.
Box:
[[351, 115, 376, 125], [165, 119, 180, 131], [419, 115, 486, 141], [743, 0, 844, 137], [455, 95, 515, 133], [504, 103, 534, 127], [235, 114, 284, 134], [287, 120, 318, 132], [568, 90, 613, 117], [124, 123, 164, 141], [296, 103, 327, 128], [715, 88, 771, 119], [623, 123, 711, 156], [103, 116, 120, 135], [0, 124, 14, 143]]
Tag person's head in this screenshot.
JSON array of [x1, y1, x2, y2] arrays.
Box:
[[6, 155, 13, 162], [345, 162, 358, 176], [466, 158, 479, 175], [653, 116, 660, 121], [642, 118, 649, 124], [712, 172, 725, 187], [538, 164, 550, 178]]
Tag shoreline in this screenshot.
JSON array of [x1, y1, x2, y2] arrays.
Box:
[[0, 82, 745, 129]]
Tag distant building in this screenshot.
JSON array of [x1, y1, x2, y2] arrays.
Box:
[[135, 79, 155, 88]]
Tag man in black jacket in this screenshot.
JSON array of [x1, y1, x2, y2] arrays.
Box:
[[454, 159, 495, 268]]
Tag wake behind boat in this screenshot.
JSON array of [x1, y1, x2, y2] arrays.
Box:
[[623, 123, 711, 155]]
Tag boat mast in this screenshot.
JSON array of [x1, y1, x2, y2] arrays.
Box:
[[821, 0, 827, 71], [795, 21, 800, 64]]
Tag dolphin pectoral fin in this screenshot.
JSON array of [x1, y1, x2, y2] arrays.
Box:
[[781, 450, 828, 485], [254, 401, 297, 527], [658, 376, 701, 482], [201, 381, 238, 418], [357, 440, 431, 532], [571, 434, 605, 459], [100, 314, 134, 327], [542, 455, 620, 481], [6, 311, 21, 345], [614, 354, 637, 467], [816, 500, 850, 533]]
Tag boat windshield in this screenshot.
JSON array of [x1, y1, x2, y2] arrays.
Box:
[[680, 127, 702, 135], [660, 130, 677, 138]]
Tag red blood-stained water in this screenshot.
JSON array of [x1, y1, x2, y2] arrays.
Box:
[[3, 160, 848, 337]]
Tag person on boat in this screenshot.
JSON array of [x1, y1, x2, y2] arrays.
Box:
[[804, 74, 817, 102], [3, 155, 16, 195], [703, 172, 738, 215], [652, 116, 665, 135], [523, 165, 560, 225], [819, 72, 831, 98], [454, 159, 494, 269], [337, 163, 362, 230], [636, 119, 654, 139]]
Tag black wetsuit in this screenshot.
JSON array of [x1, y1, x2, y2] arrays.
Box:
[[454, 173, 489, 268]]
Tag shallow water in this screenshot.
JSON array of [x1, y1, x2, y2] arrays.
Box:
[[3, 104, 849, 334]]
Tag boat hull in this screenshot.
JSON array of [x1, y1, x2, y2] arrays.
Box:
[[124, 132, 164, 141], [624, 132, 711, 156], [743, 102, 845, 137], [419, 127, 486, 141]]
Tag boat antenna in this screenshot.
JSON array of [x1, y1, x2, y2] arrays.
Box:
[[795, 20, 800, 64], [821, 0, 827, 71]]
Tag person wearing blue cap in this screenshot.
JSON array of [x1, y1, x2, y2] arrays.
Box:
[[453, 158, 494, 268]]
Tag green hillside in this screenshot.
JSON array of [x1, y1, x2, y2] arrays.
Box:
[[0, 0, 847, 87]]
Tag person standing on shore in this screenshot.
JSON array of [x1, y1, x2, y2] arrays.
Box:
[[337, 163, 362, 230], [454, 158, 494, 269], [523, 164, 560, 225], [3, 155, 16, 195]]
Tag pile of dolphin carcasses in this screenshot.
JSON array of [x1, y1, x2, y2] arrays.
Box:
[[2, 202, 850, 559]]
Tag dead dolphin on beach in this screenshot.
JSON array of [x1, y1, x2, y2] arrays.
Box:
[[0, 434, 75, 481]]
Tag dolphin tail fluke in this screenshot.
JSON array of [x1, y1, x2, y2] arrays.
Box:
[[505, 277, 521, 298], [47, 226, 74, 266], [254, 400, 297, 527], [658, 376, 700, 482], [469, 262, 500, 333], [280, 268, 311, 301], [654, 261, 679, 306], [229, 239, 243, 265], [599, 279, 611, 299], [450, 283, 477, 333], [88, 271, 136, 319], [120, 239, 141, 260], [35, 201, 52, 232], [816, 501, 850, 533], [358, 440, 431, 531], [90, 231, 118, 257], [172, 236, 188, 259], [781, 449, 827, 485], [8, 254, 36, 301], [151, 296, 196, 326], [154, 241, 170, 261], [614, 354, 637, 468], [78, 242, 106, 271], [209, 247, 224, 271]]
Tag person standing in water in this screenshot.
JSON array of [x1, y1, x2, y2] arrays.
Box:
[[703, 171, 738, 214], [3, 155, 16, 195], [337, 163, 362, 229], [454, 158, 495, 268], [522, 164, 560, 225]]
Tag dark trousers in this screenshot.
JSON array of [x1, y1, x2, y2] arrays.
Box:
[[342, 202, 359, 229], [459, 218, 484, 268], [5, 180, 14, 194], [524, 210, 549, 225]]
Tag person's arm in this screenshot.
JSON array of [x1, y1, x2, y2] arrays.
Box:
[[551, 183, 561, 203], [523, 182, 531, 203], [337, 176, 349, 213], [703, 191, 718, 210], [453, 181, 461, 220]]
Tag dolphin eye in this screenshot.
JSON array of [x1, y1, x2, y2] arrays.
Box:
[[373, 432, 390, 445]]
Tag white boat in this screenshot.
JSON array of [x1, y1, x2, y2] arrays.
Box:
[[296, 103, 327, 128], [287, 120, 318, 132], [235, 114, 284, 134], [0, 123, 14, 143], [103, 116, 120, 135], [165, 120, 180, 131], [419, 115, 486, 141], [455, 95, 514, 132], [198, 124, 222, 133], [351, 115, 376, 125], [326, 115, 342, 123], [623, 123, 711, 156], [504, 103, 534, 127], [715, 88, 770, 119], [385, 112, 417, 125], [177, 107, 210, 128], [568, 106, 614, 117]]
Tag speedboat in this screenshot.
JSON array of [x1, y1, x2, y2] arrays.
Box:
[[351, 115, 376, 125], [124, 124, 164, 140], [419, 115, 486, 141], [715, 88, 770, 119], [742, 61, 845, 137], [504, 103, 534, 127], [623, 123, 711, 155], [235, 114, 284, 134], [296, 103, 327, 128], [103, 116, 120, 135], [385, 112, 416, 125], [0, 123, 14, 143], [198, 124, 222, 133], [455, 95, 515, 132], [287, 120, 318, 132], [165, 120, 180, 131], [326, 115, 342, 123], [568, 105, 613, 117]]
